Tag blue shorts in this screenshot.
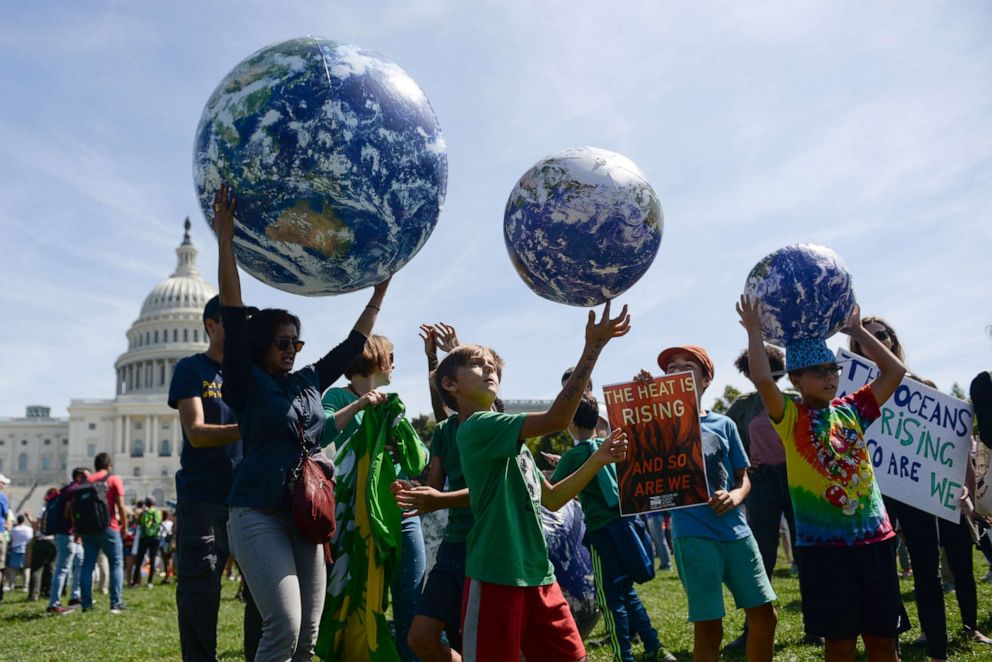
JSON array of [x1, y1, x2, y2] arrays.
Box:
[[6, 550, 25, 569], [417, 540, 466, 650], [673, 535, 775, 622]]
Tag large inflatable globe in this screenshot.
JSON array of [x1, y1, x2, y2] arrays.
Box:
[[193, 38, 447, 295], [504, 146, 663, 307], [744, 244, 856, 345]]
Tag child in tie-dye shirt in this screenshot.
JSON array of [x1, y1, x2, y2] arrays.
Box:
[[737, 297, 908, 661]]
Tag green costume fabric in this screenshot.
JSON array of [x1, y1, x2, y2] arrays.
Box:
[[138, 508, 162, 538], [458, 411, 555, 587], [430, 415, 473, 543], [551, 439, 619, 532], [316, 393, 428, 662]]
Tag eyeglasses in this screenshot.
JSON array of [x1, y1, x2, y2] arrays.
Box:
[[803, 363, 843, 378], [273, 337, 305, 352]]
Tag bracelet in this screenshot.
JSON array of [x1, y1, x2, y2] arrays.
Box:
[[366, 304, 380, 312]]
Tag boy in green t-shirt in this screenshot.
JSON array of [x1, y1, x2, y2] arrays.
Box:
[[434, 302, 631, 662], [551, 394, 675, 662]]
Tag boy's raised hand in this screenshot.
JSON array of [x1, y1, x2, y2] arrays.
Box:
[[840, 303, 863, 336], [433, 323, 459, 353], [736, 294, 762, 334], [592, 428, 629, 466], [418, 324, 437, 359], [212, 183, 237, 241], [585, 301, 631, 350]]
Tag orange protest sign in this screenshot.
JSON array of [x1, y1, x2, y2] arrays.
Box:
[[602, 372, 708, 514]]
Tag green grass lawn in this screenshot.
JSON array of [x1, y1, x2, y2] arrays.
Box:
[[2, 552, 991, 661]]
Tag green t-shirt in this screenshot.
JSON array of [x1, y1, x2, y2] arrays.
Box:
[[458, 411, 554, 587], [551, 441, 618, 533], [431, 415, 473, 543], [321, 387, 362, 453]]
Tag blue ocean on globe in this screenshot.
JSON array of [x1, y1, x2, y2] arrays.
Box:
[[193, 37, 447, 295], [504, 146, 663, 307], [744, 244, 856, 345]]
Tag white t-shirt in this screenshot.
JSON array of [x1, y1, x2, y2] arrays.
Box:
[[9, 523, 34, 552], [159, 520, 174, 538]]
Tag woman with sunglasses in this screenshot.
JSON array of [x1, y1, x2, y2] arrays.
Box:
[[851, 317, 991, 661], [212, 184, 390, 662], [318, 334, 429, 661]]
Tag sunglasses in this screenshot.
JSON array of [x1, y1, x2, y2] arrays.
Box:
[[803, 363, 843, 378], [872, 330, 890, 341], [273, 337, 305, 352]]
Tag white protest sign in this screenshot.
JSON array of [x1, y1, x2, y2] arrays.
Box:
[[836, 348, 972, 522]]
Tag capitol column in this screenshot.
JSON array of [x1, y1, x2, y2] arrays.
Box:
[[150, 414, 158, 454], [123, 414, 130, 456], [146, 415, 154, 455], [115, 416, 123, 455]]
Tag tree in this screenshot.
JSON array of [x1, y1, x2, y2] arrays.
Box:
[[410, 413, 436, 446], [710, 385, 742, 415], [950, 382, 967, 401]]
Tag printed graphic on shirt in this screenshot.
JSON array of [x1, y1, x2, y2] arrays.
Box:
[[202, 380, 223, 398], [702, 427, 728, 496], [518, 449, 541, 507]]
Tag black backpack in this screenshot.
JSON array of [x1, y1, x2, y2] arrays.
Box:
[[71, 477, 111, 534], [41, 487, 72, 535]]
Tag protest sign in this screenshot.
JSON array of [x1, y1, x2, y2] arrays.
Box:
[[603, 372, 708, 515], [836, 348, 973, 522]]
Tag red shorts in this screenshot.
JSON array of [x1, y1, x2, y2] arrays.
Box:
[[461, 578, 586, 662]]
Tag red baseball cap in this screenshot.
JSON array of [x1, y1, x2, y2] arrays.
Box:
[[657, 345, 714, 382]]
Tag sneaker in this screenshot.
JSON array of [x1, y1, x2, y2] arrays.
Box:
[[942, 582, 955, 593], [46, 606, 72, 615], [645, 646, 677, 661], [110, 604, 126, 614], [801, 634, 825, 646], [965, 628, 992, 645], [724, 631, 747, 651], [982, 570, 992, 583], [146, 583, 154, 589], [911, 634, 927, 647], [68, 598, 81, 607]]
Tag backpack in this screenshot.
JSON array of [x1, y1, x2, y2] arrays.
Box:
[[71, 476, 111, 534], [41, 488, 71, 536], [138, 508, 162, 538]]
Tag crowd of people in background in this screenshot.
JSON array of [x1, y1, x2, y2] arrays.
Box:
[[0, 469, 177, 613], [1, 187, 992, 662]]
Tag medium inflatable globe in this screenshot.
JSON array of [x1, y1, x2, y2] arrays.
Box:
[[504, 146, 663, 307], [542, 502, 599, 637], [744, 244, 856, 345], [193, 37, 447, 295]]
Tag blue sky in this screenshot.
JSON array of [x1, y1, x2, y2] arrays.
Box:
[[2, 1, 990, 419]]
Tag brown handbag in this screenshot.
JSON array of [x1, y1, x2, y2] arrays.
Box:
[[290, 412, 337, 562]]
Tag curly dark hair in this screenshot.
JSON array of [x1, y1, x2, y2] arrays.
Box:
[[734, 345, 785, 380]]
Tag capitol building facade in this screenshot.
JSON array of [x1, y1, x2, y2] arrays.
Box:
[[0, 221, 215, 508]]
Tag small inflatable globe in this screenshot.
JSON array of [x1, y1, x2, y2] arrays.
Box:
[[504, 147, 663, 307], [542, 501, 600, 637], [744, 244, 856, 345], [193, 37, 447, 295]]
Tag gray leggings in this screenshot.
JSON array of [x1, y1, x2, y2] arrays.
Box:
[[229, 508, 325, 662]]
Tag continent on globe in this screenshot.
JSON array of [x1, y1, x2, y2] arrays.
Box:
[[504, 146, 663, 307], [743, 243, 856, 346], [193, 37, 447, 296]]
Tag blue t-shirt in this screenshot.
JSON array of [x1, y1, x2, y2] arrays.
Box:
[[0, 492, 8, 532], [168, 353, 243, 505], [671, 412, 751, 541]]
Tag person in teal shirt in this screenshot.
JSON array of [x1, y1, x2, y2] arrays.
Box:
[[319, 334, 428, 662]]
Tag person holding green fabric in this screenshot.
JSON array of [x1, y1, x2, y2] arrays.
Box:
[[551, 394, 676, 662], [318, 335, 429, 662]]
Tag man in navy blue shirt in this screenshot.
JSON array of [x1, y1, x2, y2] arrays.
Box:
[[169, 295, 257, 661]]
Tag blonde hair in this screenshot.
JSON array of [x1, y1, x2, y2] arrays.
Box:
[[344, 335, 394, 379], [431, 344, 505, 411]]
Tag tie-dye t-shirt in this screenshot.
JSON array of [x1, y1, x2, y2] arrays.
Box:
[[771, 385, 893, 547]]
